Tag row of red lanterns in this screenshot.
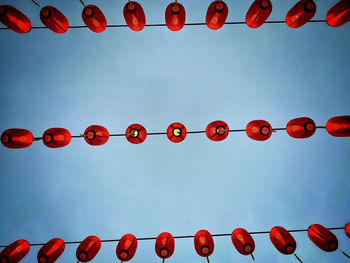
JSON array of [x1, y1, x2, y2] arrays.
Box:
[[1, 223, 349, 262], [1, 0, 349, 34], [1, 116, 349, 149]]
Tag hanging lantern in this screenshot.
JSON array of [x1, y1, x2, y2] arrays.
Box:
[[308, 224, 338, 252], [84, 125, 109, 146], [206, 120, 229, 141], [167, 122, 187, 143], [231, 228, 255, 256], [42, 128, 71, 148], [326, 115, 350, 137], [125, 124, 147, 144], [40, 6, 69, 34], [123, 1, 146, 31], [194, 230, 214, 257], [116, 234, 138, 262], [82, 5, 107, 33], [165, 2, 186, 31], [286, 0, 316, 28], [326, 0, 350, 27], [270, 226, 296, 255], [246, 120, 272, 141], [0, 5, 31, 33], [37, 238, 65, 263], [205, 0, 228, 30], [246, 0, 272, 28], [0, 239, 30, 263], [1, 128, 33, 149], [345, 223, 350, 239], [155, 232, 175, 259], [286, 117, 316, 138], [76, 236, 101, 262]]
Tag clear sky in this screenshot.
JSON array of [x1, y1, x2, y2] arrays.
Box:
[[0, 0, 349, 262]]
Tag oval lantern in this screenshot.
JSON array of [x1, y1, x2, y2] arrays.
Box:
[[40, 6, 69, 34], [308, 224, 338, 252], [246, 0, 272, 28], [194, 230, 214, 257], [206, 0, 228, 30], [345, 223, 350, 239], [84, 125, 109, 146], [167, 122, 187, 143], [270, 226, 296, 255], [286, 0, 316, 28], [125, 124, 147, 144], [326, 115, 350, 137], [37, 238, 65, 263], [206, 120, 229, 141], [326, 0, 350, 27], [123, 1, 146, 31], [0, 5, 31, 33], [246, 120, 272, 141], [1, 128, 33, 149], [116, 234, 138, 262], [155, 232, 175, 259], [231, 228, 255, 255], [0, 239, 30, 263], [76, 236, 101, 262], [82, 5, 107, 33], [286, 117, 316, 138], [42, 128, 71, 148], [165, 2, 186, 31]]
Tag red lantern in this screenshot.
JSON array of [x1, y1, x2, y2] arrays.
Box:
[[125, 124, 147, 144], [246, 120, 272, 141], [231, 228, 255, 255], [194, 230, 214, 257], [0, 5, 31, 33], [345, 223, 350, 239], [205, 0, 228, 30], [286, 117, 316, 139], [82, 5, 107, 33], [0, 239, 30, 263], [37, 238, 65, 263], [116, 234, 138, 262], [286, 0, 316, 28], [167, 122, 187, 143], [76, 236, 101, 262], [206, 120, 229, 141], [270, 226, 296, 255], [165, 2, 186, 31], [246, 0, 272, 28], [123, 1, 146, 31], [155, 232, 175, 259], [326, 0, 350, 27], [40, 6, 69, 34], [1, 128, 33, 149], [326, 115, 350, 137], [42, 128, 71, 148], [84, 125, 109, 146], [308, 224, 338, 252]]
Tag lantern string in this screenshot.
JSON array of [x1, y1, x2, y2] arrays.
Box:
[[162, 258, 165, 263], [31, 0, 40, 7], [294, 254, 303, 263], [251, 253, 255, 260], [341, 251, 350, 259], [206, 256, 210, 263], [79, 0, 86, 7]]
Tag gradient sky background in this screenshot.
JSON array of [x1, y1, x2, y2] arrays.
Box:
[[0, 0, 349, 262]]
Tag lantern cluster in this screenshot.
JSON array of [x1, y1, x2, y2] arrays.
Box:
[[1, 0, 349, 34]]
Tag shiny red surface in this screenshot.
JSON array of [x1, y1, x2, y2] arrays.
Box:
[[82, 5, 107, 33], [326, 0, 350, 27], [125, 124, 147, 144], [76, 236, 101, 262], [0, 5, 31, 33], [155, 232, 175, 259], [270, 226, 296, 255], [231, 228, 255, 255], [206, 0, 228, 30], [0, 239, 30, 263], [37, 238, 65, 263], [1, 128, 33, 149], [246, 0, 272, 28], [167, 122, 187, 143], [165, 2, 186, 31], [42, 128, 71, 148], [194, 230, 214, 257], [84, 125, 109, 146], [205, 120, 229, 141], [123, 1, 146, 31], [40, 6, 69, 34], [308, 224, 338, 252], [326, 115, 350, 137], [286, 0, 316, 28], [345, 223, 350, 239], [116, 234, 138, 262], [286, 117, 316, 138], [246, 120, 272, 141]]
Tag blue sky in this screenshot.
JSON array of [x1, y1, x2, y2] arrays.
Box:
[[0, 0, 349, 262]]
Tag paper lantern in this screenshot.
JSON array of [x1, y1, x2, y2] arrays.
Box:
[[286, 0, 316, 28], [42, 128, 71, 148], [308, 224, 338, 252], [37, 238, 65, 263], [231, 228, 255, 255], [167, 122, 187, 143], [40, 6, 69, 34], [76, 236, 101, 262], [1, 128, 33, 149], [326, 115, 350, 137], [0, 5, 31, 33], [123, 1, 146, 31], [116, 234, 138, 262], [194, 230, 214, 257], [82, 5, 107, 33], [125, 124, 147, 144], [84, 125, 109, 146], [246, 120, 272, 141], [345, 223, 350, 239], [326, 0, 350, 27], [165, 2, 186, 31], [0, 239, 30, 263], [205, 0, 228, 30], [286, 117, 316, 138], [246, 0, 272, 28], [155, 232, 175, 259], [270, 226, 296, 255], [206, 120, 229, 141]]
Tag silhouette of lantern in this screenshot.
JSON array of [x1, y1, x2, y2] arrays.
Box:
[[116, 234, 138, 262], [308, 224, 338, 252], [167, 122, 187, 143], [206, 121, 229, 141], [42, 128, 71, 148], [326, 116, 350, 137], [82, 5, 107, 33], [345, 223, 350, 239], [76, 236, 101, 262], [246, 120, 272, 141], [0, 5, 31, 33], [270, 226, 296, 255], [194, 230, 214, 258], [84, 125, 109, 146], [165, 2, 186, 31], [231, 228, 255, 256], [286, 0, 316, 28], [326, 0, 350, 27], [40, 6, 69, 34], [0, 239, 30, 263], [246, 0, 272, 28], [206, 0, 228, 30], [125, 124, 147, 144], [1, 128, 33, 149], [155, 232, 175, 259], [37, 238, 65, 263], [123, 1, 146, 31], [286, 117, 316, 138]]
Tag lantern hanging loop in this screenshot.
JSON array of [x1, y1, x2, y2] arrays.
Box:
[[294, 254, 303, 263], [31, 0, 40, 7], [79, 0, 86, 6]]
